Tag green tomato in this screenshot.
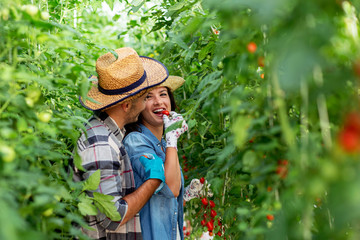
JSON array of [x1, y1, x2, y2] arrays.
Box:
[[38, 111, 52, 123], [25, 97, 34, 107], [40, 11, 50, 21], [24, 5, 38, 17], [0, 145, 16, 162]]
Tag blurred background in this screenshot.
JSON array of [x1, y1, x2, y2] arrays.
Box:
[[1, 0, 360, 239]]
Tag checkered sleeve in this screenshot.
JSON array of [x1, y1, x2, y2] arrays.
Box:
[[77, 123, 128, 230]]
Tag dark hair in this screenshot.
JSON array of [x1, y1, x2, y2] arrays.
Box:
[[125, 87, 177, 135]]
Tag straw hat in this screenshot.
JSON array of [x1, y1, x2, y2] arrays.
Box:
[[158, 75, 185, 92], [80, 47, 169, 111]]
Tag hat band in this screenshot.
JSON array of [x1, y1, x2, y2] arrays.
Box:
[[98, 71, 147, 95]]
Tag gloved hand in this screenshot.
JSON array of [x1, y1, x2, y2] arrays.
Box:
[[139, 154, 165, 183], [163, 111, 188, 150], [183, 179, 203, 202]]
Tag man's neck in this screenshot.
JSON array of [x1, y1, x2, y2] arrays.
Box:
[[105, 107, 125, 129]]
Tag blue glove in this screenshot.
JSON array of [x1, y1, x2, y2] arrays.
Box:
[[139, 154, 165, 183]]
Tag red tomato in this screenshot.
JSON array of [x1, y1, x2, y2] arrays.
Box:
[[200, 177, 205, 184], [207, 221, 214, 231], [277, 159, 288, 166], [161, 110, 170, 116], [210, 209, 217, 218], [217, 231, 222, 236], [338, 128, 360, 152], [266, 214, 274, 221], [209, 200, 215, 208], [247, 42, 257, 53], [276, 165, 288, 179], [201, 219, 206, 226], [201, 197, 208, 206]]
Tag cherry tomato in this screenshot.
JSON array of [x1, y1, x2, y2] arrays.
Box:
[[201, 197, 208, 206], [201, 219, 206, 226], [210, 209, 217, 218], [276, 165, 288, 179], [200, 177, 205, 184], [209, 200, 215, 208], [338, 128, 360, 152], [266, 214, 274, 221], [161, 110, 170, 116], [247, 42, 257, 53], [207, 221, 214, 231]]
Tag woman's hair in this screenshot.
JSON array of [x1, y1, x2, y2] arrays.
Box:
[[124, 87, 177, 135]]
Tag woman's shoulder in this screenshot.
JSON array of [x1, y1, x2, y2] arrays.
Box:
[[123, 130, 152, 145]]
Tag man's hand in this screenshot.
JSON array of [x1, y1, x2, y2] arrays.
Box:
[[163, 111, 188, 150]]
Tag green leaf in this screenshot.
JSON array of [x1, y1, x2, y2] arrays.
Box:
[[168, 1, 186, 11], [109, 50, 118, 60], [199, 42, 214, 62], [164, 121, 183, 135], [187, 119, 197, 130], [78, 197, 98, 216], [93, 192, 121, 221], [73, 151, 85, 172], [82, 170, 101, 192], [131, 0, 145, 12]]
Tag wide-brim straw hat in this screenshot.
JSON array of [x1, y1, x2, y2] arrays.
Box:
[[158, 75, 185, 92], [80, 47, 169, 111]]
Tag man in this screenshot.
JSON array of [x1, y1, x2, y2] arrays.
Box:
[[74, 47, 170, 239]]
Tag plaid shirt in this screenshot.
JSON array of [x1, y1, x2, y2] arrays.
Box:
[[74, 111, 142, 240]]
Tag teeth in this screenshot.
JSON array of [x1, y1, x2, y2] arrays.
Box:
[[153, 109, 163, 113]]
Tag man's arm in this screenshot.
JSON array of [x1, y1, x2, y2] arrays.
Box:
[[120, 178, 161, 225]]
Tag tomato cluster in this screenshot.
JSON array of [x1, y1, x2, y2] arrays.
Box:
[[198, 179, 223, 237]]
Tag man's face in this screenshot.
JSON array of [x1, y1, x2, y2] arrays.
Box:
[[126, 93, 147, 124]]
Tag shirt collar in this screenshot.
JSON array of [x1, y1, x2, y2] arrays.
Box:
[[139, 123, 163, 145], [94, 111, 125, 141]]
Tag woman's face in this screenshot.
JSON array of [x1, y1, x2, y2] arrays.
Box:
[[141, 87, 171, 128]]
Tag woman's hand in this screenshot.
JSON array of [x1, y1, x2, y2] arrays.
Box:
[[163, 111, 188, 150]]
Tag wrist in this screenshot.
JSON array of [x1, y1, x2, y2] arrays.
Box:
[[166, 146, 178, 151]]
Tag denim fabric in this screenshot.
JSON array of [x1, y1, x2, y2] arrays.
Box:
[[123, 124, 184, 240]]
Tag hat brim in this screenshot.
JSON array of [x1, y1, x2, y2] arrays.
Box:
[[158, 75, 185, 92], [80, 56, 169, 111]]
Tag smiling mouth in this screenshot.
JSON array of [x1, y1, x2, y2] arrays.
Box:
[[153, 109, 165, 117]]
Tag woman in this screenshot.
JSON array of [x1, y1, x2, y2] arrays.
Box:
[[123, 75, 188, 240]]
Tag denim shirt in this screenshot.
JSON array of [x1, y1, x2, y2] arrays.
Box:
[[123, 124, 184, 240]]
